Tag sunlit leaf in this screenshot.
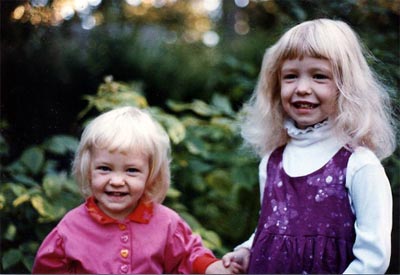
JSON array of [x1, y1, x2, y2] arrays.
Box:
[[20, 147, 44, 175], [31, 195, 47, 217], [43, 175, 62, 197], [191, 100, 219, 116], [151, 109, 186, 144], [167, 99, 220, 116], [210, 117, 237, 132], [4, 223, 17, 241], [166, 187, 181, 199], [0, 194, 5, 209], [13, 193, 30, 207]]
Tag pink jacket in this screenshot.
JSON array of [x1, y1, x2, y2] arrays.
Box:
[[32, 197, 218, 274]]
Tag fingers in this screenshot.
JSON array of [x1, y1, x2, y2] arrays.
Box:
[[222, 252, 233, 267]]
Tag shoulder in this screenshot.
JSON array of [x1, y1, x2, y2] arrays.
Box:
[[346, 146, 389, 191], [151, 204, 184, 226], [348, 146, 382, 174], [55, 202, 95, 233], [259, 150, 274, 171], [151, 204, 196, 238], [60, 202, 88, 221], [153, 203, 180, 218]]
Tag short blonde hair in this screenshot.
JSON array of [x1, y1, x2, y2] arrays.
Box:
[[241, 18, 396, 159], [72, 106, 171, 203]]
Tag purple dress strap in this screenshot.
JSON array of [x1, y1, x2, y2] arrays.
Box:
[[248, 146, 355, 274]]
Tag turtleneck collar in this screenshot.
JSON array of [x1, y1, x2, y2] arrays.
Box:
[[284, 119, 342, 148]]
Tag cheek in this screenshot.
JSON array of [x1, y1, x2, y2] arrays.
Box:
[[326, 90, 339, 111], [280, 89, 291, 111]]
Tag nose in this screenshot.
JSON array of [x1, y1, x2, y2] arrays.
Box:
[[109, 173, 125, 186], [295, 76, 312, 95]]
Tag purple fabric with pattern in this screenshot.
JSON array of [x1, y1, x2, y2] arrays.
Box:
[[248, 146, 355, 274]]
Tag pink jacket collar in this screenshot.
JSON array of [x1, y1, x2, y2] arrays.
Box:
[[86, 196, 154, 224]]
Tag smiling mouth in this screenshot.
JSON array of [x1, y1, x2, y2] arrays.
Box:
[[292, 102, 319, 109], [105, 191, 129, 197]]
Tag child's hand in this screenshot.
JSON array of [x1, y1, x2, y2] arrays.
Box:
[[205, 260, 241, 274], [221, 247, 250, 274]]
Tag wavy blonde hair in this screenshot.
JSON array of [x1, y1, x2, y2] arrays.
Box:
[[241, 18, 396, 160], [72, 106, 171, 203]]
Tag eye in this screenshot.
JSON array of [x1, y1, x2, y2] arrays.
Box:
[[282, 73, 297, 80], [314, 73, 329, 80], [127, 168, 139, 174], [96, 166, 110, 172]]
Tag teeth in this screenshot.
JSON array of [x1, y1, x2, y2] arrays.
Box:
[[106, 192, 127, 196], [294, 102, 316, 109]]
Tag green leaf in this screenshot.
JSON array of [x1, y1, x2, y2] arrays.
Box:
[[0, 133, 9, 156], [20, 147, 44, 175], [190, 100, 219, 116], [11, 174, 38, 187], [0, 194, 5, 209], [4, 223, 17, 241], [151, 108, 186, 144], [197, 228, 222, 250], [167, 99, 220, 117], [44, 135, 79, 155], [43, 175, 62, 197], [2, 248, 22, 270], [19, 242, 39, 271], [3, 183, 27, 197], [30, 194, 68, 222], [166, 187, 181, 199], [184, 137, 207, 156], [211, 94, 234, 116], [13, 193, 30, 207]]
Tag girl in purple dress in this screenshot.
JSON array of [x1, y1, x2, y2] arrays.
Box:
[[222, 19, 396, 274]]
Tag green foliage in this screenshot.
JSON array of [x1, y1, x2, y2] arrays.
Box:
[[0, 135, 81, 272]]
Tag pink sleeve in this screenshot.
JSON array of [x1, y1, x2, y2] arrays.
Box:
[[32, 227, 69, 274], [164, 218, 217, 274]]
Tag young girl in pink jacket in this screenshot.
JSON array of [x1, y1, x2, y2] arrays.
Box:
[[33, 106, 231, 274]]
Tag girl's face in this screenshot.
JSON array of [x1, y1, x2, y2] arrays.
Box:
[[280, 56, 338, 129], [89, 147, 150, 220]]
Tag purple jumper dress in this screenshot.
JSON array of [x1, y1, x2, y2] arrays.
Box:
[[248, 146, 355, 274]]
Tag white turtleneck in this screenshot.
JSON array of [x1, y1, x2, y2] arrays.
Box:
[[237, 119, 393, 274]]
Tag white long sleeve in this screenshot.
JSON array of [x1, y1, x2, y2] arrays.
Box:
[[236, 120, 392, 274], [343, 147, 392, 274]]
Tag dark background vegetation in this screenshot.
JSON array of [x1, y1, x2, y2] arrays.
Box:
[[1, 0, 399, 273]]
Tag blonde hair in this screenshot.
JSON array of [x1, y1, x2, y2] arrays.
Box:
[[241, 18, 396, 160], [72, 106, 171, 203]]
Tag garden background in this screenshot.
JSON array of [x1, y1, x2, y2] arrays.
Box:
[[1, 0, 399, 273]]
